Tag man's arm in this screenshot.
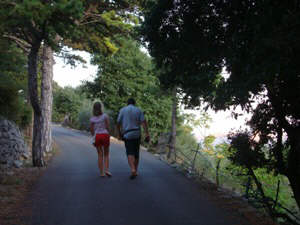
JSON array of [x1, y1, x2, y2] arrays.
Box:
[[142, 120, 150, 142], [117, 123, 122, 140], [117, 109, 123, 139]]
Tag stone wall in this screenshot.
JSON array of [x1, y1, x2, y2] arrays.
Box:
[[0, 118, 29, 170], [155, 132, 171, 154]]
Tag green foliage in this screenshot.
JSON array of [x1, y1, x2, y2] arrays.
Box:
[[142, 0, 224, 106], [143, 0, 300, 111], [52, 84, 95, 131], [143, 0, 300, 211], [203, 135, 216, 151], [52, 86, 81, 122], [78, 109, 92, 131], [0, 0, 147, 84], [0, 76, 32, 128], [83, 37, 173, 143], [176, 110, 212, 158], [176, 124, 198, 154], [1, 0, 84, 48], [0, 39, 31, 128], [0, 40, 27, 75], [77, 98, 93, 131], [228, 132, 267, 169]]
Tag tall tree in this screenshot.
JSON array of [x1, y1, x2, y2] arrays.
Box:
[[41, 45, 54, 153], [0, 0, 145, 166], [167, 87, 177, 160], [142, 0, 300, 210]]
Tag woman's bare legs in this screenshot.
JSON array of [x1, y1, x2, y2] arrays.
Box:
[[104, 146, 112, 176], [97, 146, 105, 176]]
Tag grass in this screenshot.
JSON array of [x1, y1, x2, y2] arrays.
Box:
[[173, 147, 300, 224], [0, 176, 23, 185]]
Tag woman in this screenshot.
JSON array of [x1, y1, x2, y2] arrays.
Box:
[[90, 102, 112, 177]]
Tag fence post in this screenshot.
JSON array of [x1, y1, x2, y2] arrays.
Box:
[[216, 159, 221, 187], [245, 176, 251, 199], [273, 180, 280, 210], [191, 143, 200, 173]]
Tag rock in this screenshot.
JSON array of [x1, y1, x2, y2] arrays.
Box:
[[21, 152, 30, 159], [5, 171, 14, 176], [155, 132, 171, 154], [170, 163, 178, 168], [0, 163, 9, 171], [13, 160, 23, 168], [62, 114, 70, 127], [0, 118, 29, 169]]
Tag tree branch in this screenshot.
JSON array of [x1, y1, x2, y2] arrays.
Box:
[[3, 34, 31, 53]]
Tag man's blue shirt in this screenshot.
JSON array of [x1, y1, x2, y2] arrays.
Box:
[[117, 104, 145, 139]]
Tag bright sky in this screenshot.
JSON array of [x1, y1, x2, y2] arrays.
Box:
[[184, 107, 250, 140], [185, 67, 251, 140], [53, 50, 250, 140], [53, 51, 97, 87]]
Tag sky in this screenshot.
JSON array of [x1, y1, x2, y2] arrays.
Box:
[[53, 50, 250, 140], [185, 107, 250, 141], [53, 51, 97, 87]]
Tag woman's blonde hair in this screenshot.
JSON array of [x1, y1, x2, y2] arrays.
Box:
[[93, 102, 103, 116]]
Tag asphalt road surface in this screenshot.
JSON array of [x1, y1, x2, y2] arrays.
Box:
[[28, 125, 244, 225]]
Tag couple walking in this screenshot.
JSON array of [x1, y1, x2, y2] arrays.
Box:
[[89, 98, 150, 179]]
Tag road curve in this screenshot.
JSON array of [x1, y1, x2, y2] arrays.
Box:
[[28, 125, 245, 225]]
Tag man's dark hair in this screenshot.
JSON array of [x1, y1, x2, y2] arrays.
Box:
[[127, 98, 135, 105]]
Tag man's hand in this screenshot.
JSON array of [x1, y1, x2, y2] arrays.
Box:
[[144, 134, 150, 143], [142, 120, 150, 143], [117, 134, 123, 141], [117, 124, 123, 140]]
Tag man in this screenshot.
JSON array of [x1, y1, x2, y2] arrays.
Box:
[[117, 98, 150, 179]]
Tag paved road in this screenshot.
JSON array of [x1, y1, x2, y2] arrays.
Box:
[[28, 125, 243, 225]]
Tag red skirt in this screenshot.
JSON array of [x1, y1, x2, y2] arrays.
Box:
[[95, 134, 110, 148]]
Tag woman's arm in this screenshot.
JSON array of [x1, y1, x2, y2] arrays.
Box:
[[90, 123, 95, 136], [105, 115, 110, 134]]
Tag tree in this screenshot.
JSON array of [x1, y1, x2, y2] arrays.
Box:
[[142, 0, 300, 210], [53, 86, 81, 123], [0, 0, 145, 166], [0, 39, 31, 128]]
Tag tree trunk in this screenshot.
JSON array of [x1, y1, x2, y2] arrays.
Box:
[[32, 111, 44, 166], [28, 42, 44, 167], [167, 87, 177, 160], [41, 45, 54, 153], [267, 87, 300, 210], [248, 167, 274, 217], [287, 134, 300, 211]]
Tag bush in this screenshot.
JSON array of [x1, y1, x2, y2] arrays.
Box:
[[78, 109, 91, 131], [0, 78, 32, 128]]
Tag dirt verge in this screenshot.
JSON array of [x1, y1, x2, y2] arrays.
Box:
[[0, 143, 59, 225]]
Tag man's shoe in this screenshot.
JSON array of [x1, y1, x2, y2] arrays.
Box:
[[129, 172, 137, 179]]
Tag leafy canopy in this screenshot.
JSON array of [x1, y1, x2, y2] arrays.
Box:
[[142, 0, 300, 211], [1, 0, 146, 55], [142, 0, 300, 114]]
